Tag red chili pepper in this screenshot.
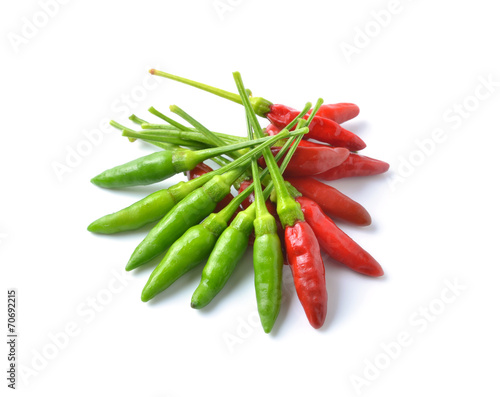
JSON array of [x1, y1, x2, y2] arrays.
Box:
[[267, 125, 349, 152], [267, 125, 352, 152], [267, 104, 366, 151], [265, 123, 282, 136], [258, 146, 349, 177], [296, 196, 383, 277], [316, 153, 390, 181], [308, 103, 360, 124], [285, 177, 371, 226], [285, 220, 327, 328], [186, 162, 236, 213]]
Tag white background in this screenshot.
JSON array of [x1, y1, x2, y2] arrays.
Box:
[[1, 0, 499, 396]]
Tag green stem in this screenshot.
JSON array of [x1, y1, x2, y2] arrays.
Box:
[[121, 130, 283, 158], [169, 105, 229, 149], [150, 69, 273, 117], [121, 130, 205, 149], [247, 119, 267, 218], [129, 114, 149, 126], [151, 69, 244, 105], [149, 106, 190, 131], [140, 125, 244, 144], [196, 127, 306, 184]]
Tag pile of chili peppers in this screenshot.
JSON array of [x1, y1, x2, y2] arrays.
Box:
[[88, 70, 389, 332]]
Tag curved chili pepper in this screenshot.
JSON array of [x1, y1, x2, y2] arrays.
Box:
[[191, 208, 254, 309], [285, 177, 371, 226], [248, 138, 283, 333], [308, 103, 359, 124], [316, 153, 390, 181], [285, 220, 327, 328], [187, 162, 236, 213], [267, 104, 366, 151], [258, 145, 349, 177], [296, 196, 383, 277]]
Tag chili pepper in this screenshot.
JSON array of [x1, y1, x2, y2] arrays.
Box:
[[190, 207, 254, 308], [245, 116, 283, 333], [150, 69, 365, 151], [267, 103, 365, 151], [296, 196, 383, 277], [267, 124, 350, 148], [285, 177, 371, 226], [91, 133, 278, 188], [308, 103, 359, 124], [267, 123, 349, 153], [236, 73, 327, 329], [186, 162, 235, 213], [258, 145, 349, 177], [285, 219, 327, 328], [190, 100, 312, 311], [265, 124, 282, 136], [126, 125, 307, 270], [316, 153, 390, 181]]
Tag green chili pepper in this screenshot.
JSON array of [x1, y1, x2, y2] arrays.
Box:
[[246, 121, 283, 333], [90, 134, 281, 189], [190, 207, 254, 308], [126, 127, 305, 271]]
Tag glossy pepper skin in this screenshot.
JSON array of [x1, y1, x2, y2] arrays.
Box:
[[91, 151, 179, 188], [285, 177, 371, 226], [267, 104, 366, 151], [191, 208, 254, 309], [258, 146, 349, 177], [308, 103, 360, 124], [296, 196, 383, 277], [316, 153, 390, 181], [253, 213, 283, 333], [186, 162, 235, 213], [285, 221, 328, 329], [141, 212, 228, 302], [87, 189, 177, 234]]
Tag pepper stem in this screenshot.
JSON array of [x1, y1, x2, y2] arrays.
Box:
[[149, 69, 273, 117], [169, 105, 228, 148], [148, 106, 190, 131]]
